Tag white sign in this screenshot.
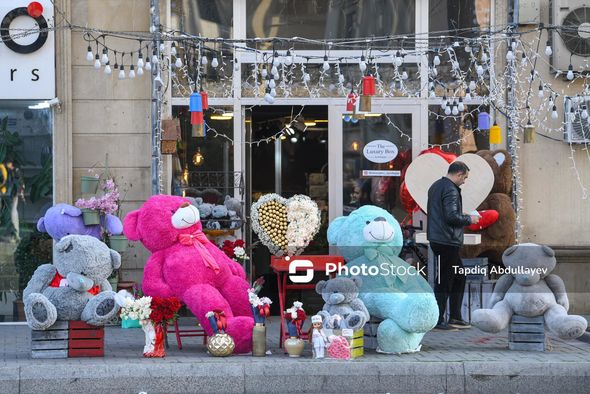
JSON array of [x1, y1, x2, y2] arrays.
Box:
[[362, 170, 401, 177], [0, 1, 55, 99], [363, 140, 398, 163]]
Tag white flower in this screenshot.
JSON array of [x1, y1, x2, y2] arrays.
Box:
[[205, 311, 214, 318], [234, 246, 246, 257], [293, 301, 303, 309], [259, 297, 272, 305]]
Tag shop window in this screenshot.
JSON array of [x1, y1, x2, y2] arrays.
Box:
[[246, 0, 416, 50], [171, 0, 233, 38], [342, 113, 412, 223], [428, 105, 490, 155], [0, 101, 53, 322]]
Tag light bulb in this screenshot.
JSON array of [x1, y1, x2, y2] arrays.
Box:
[[269, 79, 276, 89], [271, 65, 278, 76], [137, 66, 144, 76], [101, 49, 109, 65], [273, 72, 279, 80], [234, 61, 240, 72], [551, 106, 558, 120], [359, 56, 367, 72], [137, 56, 144, 69], [433, 55, 441, 66], [511, 39, 517, 50], [351, 117, 359, 124], [270, 88, 277, 97], [201, 56, 208, 65], [521, 52, 527, 66], [338, 74, 345, 83], [545, 42, 552, 56], [582, 107, 589, 119], [469, 80, 476, 91], [401, 69, 408, 80], [429, 89, 436, 98], [149, 25, 156, 33], [567, 64, 574, 80], [211, 57, 219, 68], [481, 51, 488, 63], [465, 88, 472, 100], [476, 64, 484, 76], [303, 73, 310, 83], [506, 50, 514, 61], [444, 105, 452, 116], [170, 44, 177, 56], [431, 66, 438, 76], [86, 46, 93, 62], [395, 52, 403, 67], [118, 66, 125, 80], [465, 44, 472, 53], [175, 57, 182, 68], [264, 91, 274, 104], [129, 65, 136, 79], [538, 84, 544, 98], [284, 52, 293, 66], [322, 55, 330, 71], [94, 55, 101, 70], [441, 96, 448, 109], [104, 63, 112, 75], [261, 68, 268, 78], [152, 52, 159, 64], [159, 43, 165, 52], [458, 98, 465, 112], [145, 59, 152, 71], [272, 53, 280, 67], [452, 105, 459, 115]]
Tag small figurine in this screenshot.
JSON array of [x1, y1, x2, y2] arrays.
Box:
[[310, 315, 329, 359]]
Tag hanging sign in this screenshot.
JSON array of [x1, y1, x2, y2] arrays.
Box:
[[362, 140, 398, 163], [0, 1, 55, 99]]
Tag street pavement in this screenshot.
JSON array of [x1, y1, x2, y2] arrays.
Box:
[[1, 318, 590, 393]]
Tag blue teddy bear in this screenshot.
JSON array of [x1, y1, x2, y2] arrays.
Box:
[[327, 205, 438, 354], [37, 203, 123, 241]]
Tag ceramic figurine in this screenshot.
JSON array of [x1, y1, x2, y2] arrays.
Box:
[[310, 315, 329, 359]]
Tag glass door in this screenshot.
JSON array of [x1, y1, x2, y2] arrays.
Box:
[[328, 103, 424, 224]]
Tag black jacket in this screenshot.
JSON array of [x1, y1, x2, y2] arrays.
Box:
[[426, 177, 472, 246]]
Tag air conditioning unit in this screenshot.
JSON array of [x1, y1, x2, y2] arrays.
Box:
[[551, 1, 590, 73], [564, 96, 590, 143]]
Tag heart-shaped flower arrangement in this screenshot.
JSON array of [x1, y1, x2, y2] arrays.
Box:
[[251, 194, 321, 257]]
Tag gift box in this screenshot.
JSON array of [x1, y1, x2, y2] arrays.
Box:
[[325, 328, 364, 359]]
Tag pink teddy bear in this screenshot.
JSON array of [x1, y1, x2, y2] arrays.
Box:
[[123, 195, 253, 353]]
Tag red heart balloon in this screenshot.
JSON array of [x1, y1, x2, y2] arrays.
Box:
[[466, 210, 499, 231]]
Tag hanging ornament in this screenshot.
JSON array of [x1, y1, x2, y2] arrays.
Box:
[[200, 90, 209, 110], [489, 122, 502, 144], [362, 75, 376, 96], [478, 112, 491, 130], [524, 121, 535, 144], [86, 45, 93, 62], [192, 148, 204, 166], [346, 89, 359, 112], [545, 41, 552, 56], [189, 91, 205, 137], [359, 95, 371, 112]]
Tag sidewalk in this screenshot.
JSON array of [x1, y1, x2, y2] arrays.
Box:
[[1, 318, 590, 393]]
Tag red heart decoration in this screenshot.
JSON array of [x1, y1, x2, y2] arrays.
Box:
[[466, 210, 499, 231]]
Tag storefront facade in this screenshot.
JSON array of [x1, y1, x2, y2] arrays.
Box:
[[1, 0, 589, 321]]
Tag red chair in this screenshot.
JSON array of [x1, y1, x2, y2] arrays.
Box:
[[165, 304, 208, 350]]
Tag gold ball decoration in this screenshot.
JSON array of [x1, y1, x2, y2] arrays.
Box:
[[258, 201, 288, 253]]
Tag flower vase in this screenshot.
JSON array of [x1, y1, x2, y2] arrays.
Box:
[[141, 320, 166, 357], [284, 337, 305, 357], [82, 209, 100, 225], [80, 176, 100, 194], [252, 323, 266, 357]]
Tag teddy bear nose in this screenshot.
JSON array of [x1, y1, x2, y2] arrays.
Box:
[[180, 202, 190, 208], [374, 217, 386, 222]]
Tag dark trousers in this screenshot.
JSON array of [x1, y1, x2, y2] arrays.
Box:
[[431, 242, 465, 322]]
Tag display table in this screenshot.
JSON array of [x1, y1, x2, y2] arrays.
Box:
[[414, 233, 481, 287], [270, 255, 344, 346]]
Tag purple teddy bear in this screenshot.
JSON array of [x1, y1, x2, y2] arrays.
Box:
[[37, 203, 123, 241]]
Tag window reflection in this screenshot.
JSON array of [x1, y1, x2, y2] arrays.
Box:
[[428, 105, 490, 155]]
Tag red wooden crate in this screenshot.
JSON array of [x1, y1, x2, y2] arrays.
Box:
[[68, 320, 104, 357]]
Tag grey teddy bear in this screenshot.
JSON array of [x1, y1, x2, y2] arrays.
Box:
[[316, 276, 370, 330], [24, 234, 122, 330], [472, 243, 588, 339]]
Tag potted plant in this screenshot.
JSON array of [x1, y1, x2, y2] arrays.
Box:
[[13, 230, 53, 320]]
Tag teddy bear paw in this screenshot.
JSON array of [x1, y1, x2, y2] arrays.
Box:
[[24, 293, 58, 330]]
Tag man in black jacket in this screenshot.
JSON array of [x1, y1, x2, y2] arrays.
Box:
[[427, 161, 480, 330]]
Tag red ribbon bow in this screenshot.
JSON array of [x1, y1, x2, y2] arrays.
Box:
[[213, 310, 227, 332], [178, 232, 220, 274]]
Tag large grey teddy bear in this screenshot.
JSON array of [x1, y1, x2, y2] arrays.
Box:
[[473, 243, 587, 339], [316, 276, 370, 330], [24, 234, 122, 330]]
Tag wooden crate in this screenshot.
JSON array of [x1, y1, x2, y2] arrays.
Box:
[[508, 315, 545, 351], [31, 321, 69, 359], [68, 320, 104, 357], [363, 319, 381, 350]]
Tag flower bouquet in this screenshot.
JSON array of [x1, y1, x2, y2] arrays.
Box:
[[283, 301, 307, 357], [118, 292, 151, 329], [205, 310, 235, 356], [248, 290, 272, 325]]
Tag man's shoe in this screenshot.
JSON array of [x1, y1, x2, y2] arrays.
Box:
[[448, 319, 471, 329], [434, 322, 452, 330]]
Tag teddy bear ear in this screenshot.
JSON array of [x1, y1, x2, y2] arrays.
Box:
[[350, 275, 363, 289], [37, 217, 47, 233], [503, 244, 518, 257], [110, 250, 122, 270], [123, 210, 141, 241], [542, 245, 555, 257], [315, 280, 327, 294], [327, 217, 347, 244]]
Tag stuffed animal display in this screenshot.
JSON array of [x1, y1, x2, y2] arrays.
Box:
[[189, 195, 243, 230], [462, 150, 516, 264], [472, 243, 587, 339], [37, 203, 123, 241], [315, 276, 370, 330], [123, 195, 253, 353], [328, 206, 438, 353], [24, 234, 121, 330]]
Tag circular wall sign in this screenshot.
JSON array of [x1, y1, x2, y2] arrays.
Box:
[[363, 140, 399, 163], [1, 5, 48, 54]]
